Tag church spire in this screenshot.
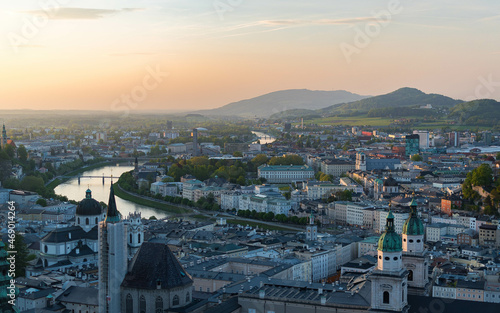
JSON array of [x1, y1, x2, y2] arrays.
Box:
[[105, 184, 120, 223]]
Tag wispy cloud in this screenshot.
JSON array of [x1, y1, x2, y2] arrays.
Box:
[[16, 44, 44, 48], [478, 14, 500, 22], [393, 21, 464, 30], [21, 7, 145, 20], [259, 17, 380, 27], [108, 52, 156, 57]]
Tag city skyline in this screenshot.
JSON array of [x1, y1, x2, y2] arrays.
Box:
[[1, 0, 500, 112]]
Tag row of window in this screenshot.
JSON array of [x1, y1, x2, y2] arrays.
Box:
[[125, 293, 189, 313]]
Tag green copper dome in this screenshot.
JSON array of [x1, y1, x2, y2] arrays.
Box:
[[378, 210, 402, 252], [402, 198, 424, 236]]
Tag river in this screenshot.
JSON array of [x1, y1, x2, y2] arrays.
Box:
[[251, 131, 276, 144], [54, 165, 171, 219]]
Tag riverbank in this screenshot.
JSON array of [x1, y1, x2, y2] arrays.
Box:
[[113, 183, 191, 215]]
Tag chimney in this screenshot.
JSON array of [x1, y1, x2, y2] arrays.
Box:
[[260, 281, 264, 287], [259, 290, 265, 299], [321, 295, 327, 305], [318, 288, 323, 295]]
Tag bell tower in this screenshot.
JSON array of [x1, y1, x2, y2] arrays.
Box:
[[370, 209, 409, 313], [305, 212, 317, 241], [356, 152, 367, 171], [126, 212, 143, 257], [402, 195, 429, 295]]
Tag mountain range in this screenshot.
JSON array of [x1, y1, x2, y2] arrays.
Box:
[[192, 87, 500, 127], [194, 89, 369, 118]]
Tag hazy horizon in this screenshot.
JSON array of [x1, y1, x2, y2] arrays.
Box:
[[2, 0, 500, 113]]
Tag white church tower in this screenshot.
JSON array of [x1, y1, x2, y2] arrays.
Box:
[[305, 212, 317, 241], [99, 185, 127, 313], [402, 196, 429, 295], [370, 209, 409, 313], [356, 152, 367, 171], [126, 212, 144, 257]]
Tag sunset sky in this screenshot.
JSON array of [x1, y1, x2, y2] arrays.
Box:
[[1, 0, 500, 112]]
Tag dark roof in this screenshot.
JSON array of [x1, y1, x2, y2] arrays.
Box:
[[76, 189, 103, 216], [56, 286, 98, 306], [383, 176, 398, 187], [408, 294, 499, 313], [122, 242, 193, 290], [67, 243, 96, 257], [203, 297, 240, 313], [41, 226, 98, 243], [19, 287, 56, 299]]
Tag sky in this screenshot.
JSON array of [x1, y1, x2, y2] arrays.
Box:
[[1, 0, 500, 113]]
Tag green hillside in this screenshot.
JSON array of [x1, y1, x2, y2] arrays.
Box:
[[320, 87, 462, 115], [449, 99, 500, 127]]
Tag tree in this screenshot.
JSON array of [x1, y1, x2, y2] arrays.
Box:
[[251, 154, 269, 167], [233, 151, 243, 157], [10, 232, 29, 277], [36, 198, 47, 207], [410, 154, 423, 162], [17, 144, 28, 162], [5, 144, 15, 158], [470, 164, 493, 187], [269, 154, 304, 166]]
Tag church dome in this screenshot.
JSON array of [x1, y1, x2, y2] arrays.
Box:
[[402, 198, 424, 236], [76, 189, 102, 216], [378, 211, 402, 252]]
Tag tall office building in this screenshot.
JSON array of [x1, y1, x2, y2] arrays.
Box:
[[448, 131, 460, 147], [413, 130, 429, 149], [405, 134, 420, 157]]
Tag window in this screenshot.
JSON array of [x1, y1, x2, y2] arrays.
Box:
[[173, 295, 180, 306], [186, 292, 190, 303], [140, 295, 146, 313], [44, 245, 48, 253], [130, 234, 133, 244], [95, 217, 98, 224], [155, 296, 163, 313], [385, 257, 390, 261], [86, 218, 89, 225], [383, 291, 390, 304], [408, 270, 413, 281], [78, 217, 80, 224], [138, 234, 141, 244], [248, 310, 256, 313], [126, 294, 133, 313], [393, 257, 398, 261]]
